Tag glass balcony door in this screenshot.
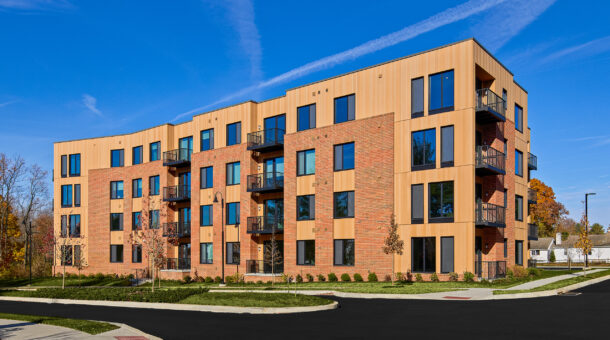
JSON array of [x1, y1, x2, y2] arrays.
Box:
[[264, 114, 285, 144], [264, 157, 283, 186], [179, 136, 193, 161], [264, 199, 283, 231]]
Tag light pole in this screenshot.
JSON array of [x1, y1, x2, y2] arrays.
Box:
[[213, 191, 225, 284], [585, 192, 596, 267]]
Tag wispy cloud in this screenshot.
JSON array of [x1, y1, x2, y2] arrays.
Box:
[[173, 0, 508, 122], [563, 135, 610, 142], [0, 100, 19, 108], [222, 0, 263, 81], [542, 35, 610, 64], [0, 0, 73, 11], [82, 94, 102, 117]]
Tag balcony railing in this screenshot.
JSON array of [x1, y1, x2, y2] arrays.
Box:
[[476, 88, 506, 123], [163, 185, 191, 202], [528, 224, 539, 241], [475, 260, 506, 280], [475, 201, 506, 228], [162, 222, 191, 238], [247, 216, 284, 234], [246, 259, 284, 275], [247, 128, 285, 152], [163, 148, 191, 167], [476, 145, 506, 176], [247, 172, 284, 193], [528, 188, 537, 204], [163, 258, 191, 271], [528, 152, 537, 170]]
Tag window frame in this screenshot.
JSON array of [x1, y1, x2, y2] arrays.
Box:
[[132, 145, 143, 165], [515, 104, 523, 133], [61, 155, 68, 178], [132, 211, 142, 230], [333, 142, 355, 172], [226, 202, 240, 225], [69, 214, 80, 237], [411, 184, 424, 224], [226, 162, 240, 186], [200, 128, 214, 151], [333, 239, 355, 266], [149, 141, 160, 162], [334, 94, 355, 124], [515, 195, 524, 222], [110, 213, 123, 231], [428, 69, 455, 114], [428, 181, 454, 223], [297, 195, 315, 221], [296, 149, 315, 176], [74, 184, 81, 207], [61, 184, 72, 207], [132, 244, 142, 263], [515, 240, 523, 266], [200, 166, 213, 189], [411, 237, 436, 273], [297, 240, 315, 266], [149, 210, 160, 229], [200, 242, 213, 264], [200, 205, 213, 226], [411, 128, 436, 171], [226, 242, 240, 264], [297, 103, 316, 131], [110, 245, 124, 263], [69, 153, 80, 177], [149, 175, 160, 196], [411, 76, 425, 118], [440, 236, 454, 274], [226, 122, 241, 146], [110, 181, 124, 199], [440, 125, 454, 168], [515, 149, 524, 177], [132, 178, 142, 198], [333, 191, 355, 219], [110, 149, 124, 168]]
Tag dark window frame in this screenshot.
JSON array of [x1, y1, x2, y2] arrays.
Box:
[[110, 181, 124, 199], [110, 149, 124, 168], [226, 162, 240, 186], [132, 244, 142, 263], [69, 214, 80, 237], [334, 94, 356, 124], [69, 153, 81, 177], [440, 125, 454, 168], [515, 195, 524, 222], [200, 204, 213, 226], [132, 145, 143, 166], [411, 128, 436, 171], [110, 213, 123, 231], [428, 181, 454, 223], [132, 178, 142, 198], [200, 166, 213, 189], [297, 195, 315, 221], [297, 240, 315, 266], [515, 240, 523, 266], [110, 245, 124, 263], [226, 202, 240, 225], [296, 149, 315, 176], [333, 239, 355, 266], [132, 211, 142, 230], [200, 242, 213, 264], [333, 191, 355, 219], [411, 76, 425, 118], [61, 185, 72, 207], [74, 184, 81, 207], [428, 69, 455, 114], [515, 104, 523, 133], [149, 141, 160, 162], [515, 149, 524, 177], [411, 184, 424, 224], [149, 210, 160, 229], [226, 122, 242, 146], [411, 237, 436, 273], [333, 142, 355, 172], [60, 155, 68, 178], [200, 128, 214, 151], [440, 236, 454, 274], [149, 175, 160, 196], [297, 103, 316, 131], [226, 242, 240, 264]]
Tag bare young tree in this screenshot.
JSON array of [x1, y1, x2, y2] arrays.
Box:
[[382, 215, 404, 285], [18, 164, 49, 268], [54, 234, 72, 289], [264, 238, 283, 286], [74, 243, 87, 283], [0, 154, 25, 260]]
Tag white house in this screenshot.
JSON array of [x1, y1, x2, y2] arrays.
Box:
[[529, 237, 554, 262], [551, 233, 610, 264]]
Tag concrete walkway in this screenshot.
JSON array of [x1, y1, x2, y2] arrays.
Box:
[[0, 318, 160, 339], [504, 269, 602, 290]]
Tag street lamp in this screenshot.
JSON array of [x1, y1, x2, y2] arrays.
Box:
[[584, 192, 596, 266], [213, 191, 225, 284]]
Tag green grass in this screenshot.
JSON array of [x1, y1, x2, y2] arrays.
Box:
[[179, 292, 333, 307], [0, 312, 118, 335], [0, 287, 208, 302], [0, 276, 131, 288], [493, 269, 610, 295]]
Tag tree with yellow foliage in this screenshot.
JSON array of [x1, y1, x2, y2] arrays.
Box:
[[529, 178, 568, 237], [576, 214, 593, 276]]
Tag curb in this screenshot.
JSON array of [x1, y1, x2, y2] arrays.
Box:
[[484, 274, 610, 300], [100, 321, 163, 340]]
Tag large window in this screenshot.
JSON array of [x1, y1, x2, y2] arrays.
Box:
[[110, 245, 123, 263], [132, 245, 142, 263], [149, 175, 160, 196], [61, 185, 72, 207], [429, 181, 454, 222], [226, 162, 240, 185], [61, 155, 67, 178], [334, 94, 355, 124], [412, 237, 436, 273], [200, 205, 213, 226], [226, 122, 241, 146], [226, 242, 240, 264], [132, 178, 142, 198], [297, 240, 315, 265], [297, 149, 315, 176], [411, 77, 424, 117], [334, 191, 354, 219], [132, 146, 143, 165], [333, 239, 355, 266], [60, 215, 67, 237], [441, 125, 454, 167], [515, 240, 523, 266], [297, 195, 315, 221], [297, 104, 316, 131], [200, 128, 214, 151], [515, 150, 523, 177], [110, 181, 124, 199], [200, 166, 213, 189], [61, 245, 73, 266], [132, 211, 142, 230], [110, 213, 123, 231], [334, 142, 354, 171], [74, 184, 81, 207], [515, 104, 523, 132], [69, 154, 80, 176], [411, 184, 424, 224], [412, 128, 436, 170], [441, 237, 454, 273], [429, 70, 454, 114], [150, 141, 160, 161], [515, 195, 524, 221], [200, 243, 213, 264], [111, 149, 124, 167], [69, 214, 80, 237], [227, 202, 240, 225], [502, 89, 508, 110], [150, 210, 160, 229]]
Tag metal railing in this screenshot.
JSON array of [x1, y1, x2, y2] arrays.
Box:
[[476, 145, 506, 173], [528, 152, 537, 170], [246, 172, 284, 192], [247, 216, 284, 234], [474, 260, 507, 280], [162, 222, 191, 238], [247, 128, 285, 150], [163, 148, 191, 166], [246, 259, 284, 274], [528, 188, 537, 203], [528, 224, 538, 241], [475, 201, 506, 227], [476, 88, 506, 118], [163, 258, 191, 271], [163, 185, 191, 201]]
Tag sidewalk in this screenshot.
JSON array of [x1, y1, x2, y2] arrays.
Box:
[[0, 318, 160, 339], [504, 269, 602, 290]]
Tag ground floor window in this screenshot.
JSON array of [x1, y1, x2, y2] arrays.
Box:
[[297, 240, 315, 265], [226, 242, 240, 264], [412, 237, 436, 273], [200, 243, 213, 264], [531, 250, 540, 256], [110, 245, 123, 263], [132, 244, 142, 263], [60, 245, 73, 266], [440, 237, 454, 273], [333, 239, 354, 266], [515, 240, 523, 266]]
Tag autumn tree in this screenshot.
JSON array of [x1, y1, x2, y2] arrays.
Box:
[[556, 217, 579, 235], [590, 223, 605, 235], [575, 214, 593, 276], [382, 215, 404, 285], [529, 178, 568, 237], [0, 154, 25, 268]]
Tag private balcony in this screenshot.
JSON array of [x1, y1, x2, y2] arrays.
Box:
[[162, 222, 191, 238], [528, 152, 537, 170], [476, 88, 506, 124], [163, 148, 191, 167], [475, 201, 506, 228], [528, 188, 537, 204], [246, 216, 284, 234], [163, 257, 191, 271], [476, 145, 506, 176], [246, 172, 284, 193], [247, 128, 285, 152], [475, 260, 507, 280], [162, 185, 191, 202], [245, 259, 283, 275]]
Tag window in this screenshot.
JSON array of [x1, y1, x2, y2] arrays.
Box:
[[333, 239, 355, 266], [226, 242, 240, 264], [441, 237, 454, 273], [411, 77, 424, 117], [61, 185, 72, 207], [200, 166, 213, 189], [515, 150, 523, 177], [515, 104, 523, 132], [515, 195, 523, 221], [73, 245, 81, 267], [132, 211, 142, 230], [334, 142, 354, 171], [412, 237, 436, 273], [132, 245, 142, 263], [411, 184, 424, 224], [150, 141, 160, 161], [201, 129, 214, 151], [441, 126, 454, 167], [69, 154, 80, 176], [60, 215, 67, 237], [515, 240, 523, 266], [111, 149, 124, 167], [149, 175, 160, 196], [132, 178, 142, 198], [226, 162, 240, 185], [297, 195, 315, 221], [297, 240, 315, 265], [110, 245, 123, 263], [200, 205, 213, 226], [334, 94, 355, 124], [110, 213, 123, 231], [504, 238, 508, 257], [61, 155, 67, 177], [502, 89, 508, 111], [429, 70, 454, 114], [296, 149, 315, 176], [297, 104, 316, 131], [74, 184, 81, 207], [200, 243, 213, 264], [429, 181, 454, 222], [412, 128, 436, 170], [227, 202, 240, 225], [61, 245, 73, 266], [334, 191, 355, 218], [110, 181, 124, 199], [69, 214, 80, 237], [150, 210, 160, 229], [132, 146, 143, 165], [226, 122, 241, 146], [531, 250, 540, 256]]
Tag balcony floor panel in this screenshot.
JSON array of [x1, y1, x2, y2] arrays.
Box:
[[476, 108, 506, 124]]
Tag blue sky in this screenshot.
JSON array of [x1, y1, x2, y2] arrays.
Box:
[[1, 0, 609, 227]]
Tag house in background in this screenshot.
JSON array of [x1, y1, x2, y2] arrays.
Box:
[[531, 233, 610, 264], [529, 237, 554, 262]]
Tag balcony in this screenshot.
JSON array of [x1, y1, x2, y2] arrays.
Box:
[[247, 216, 284, 234], [246, 259, 283, 275], [475, 260, 506, 280], [476, 145, 506, 176], [163, 185, 191, 202], [476, 88, 506, 123], [528, 224, 539, 241], [163, 258, 191, 271], [162, 222, 191, 238], [163, 148, 191, 167], [528, 152, 537, 170], [528, 188, 537, 204], [247, 128, 285, 152], [247, 172, 284, 193], [475, 201, 506, 228]]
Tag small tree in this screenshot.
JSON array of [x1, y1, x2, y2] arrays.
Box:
[[74, 243, 87, 285], [549, 249, 556, 263], [54, 234, 72, 289], [264, 238, 283, 287], [382, 215, 404, 285], [575, 214, 593, 276]]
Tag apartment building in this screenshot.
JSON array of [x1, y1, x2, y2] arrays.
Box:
[[53, 38, 538, 281]]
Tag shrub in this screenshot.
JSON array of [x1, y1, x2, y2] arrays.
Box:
[[549, 250, 556, 263], [1, 287, 208, 303], [296, 274, 303, 283], [328, 273, 338, 282], [183, 275, 192, 284], [415, 274, 423, 282], [225, 276, 235, 284], [353, 273, 363, 282], [511, 265, 527, 278], [367, 272, 378, 282], [395, 272, 404, 282], [88, 273, 96, 279], [79, 274, 87, 279], [340, 273, 351, 282], [506, 268, 514, 280], [204, 276, 213, 283], [127, 274, 134, 280], [256, 280, 263, 285], [384, 274, 392, 282], [405, 271, 413, 282], [448, 272, 458, 282], [214, 276, 222, 283], [306, 273, 314, 282], [463, 271, 475, 282], [317, 274, 326, 282], [430, 273, 439, 282], [527, 267, 541, 277], [266, 280, 273, 285]]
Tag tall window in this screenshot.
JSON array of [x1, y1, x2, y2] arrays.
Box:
[[74, 184, 81, 207], [515, 195, 523, 221], [226, 162, 240, 185], [502, 89, 508, 111], [297, 104, 316, 131], [200, 243, 213, 264], [297, 149, 315, 176], [429, 181, 454, 222], [132, 146, 143, 165], [515, 104, 523, 132], [200, 205, 213, 226], [111, 149, 124, 167], [110, 245, 123, 263], [441, 125, 454, 167], [149, 175, 160, 196], [60, 215, 68, 237], [150, 141, 160, 161], [411, 77, 424, 117], [515, 240, 523, 266], [333, 239, 355, 266], [334, 142, 355, 171], [334, 191, 355, 218], [61, 245, 73, 265], [297, 240, 315, 265], [441, 237, 454, 273], [334, 94, 355, 124], [132, 245, 142, 263], [73, 245, 81, 267], [150, 210, 160, 229], [411, 184, 424, 224], [69, 214, 80, 237], [503, 238, 508, 257], [61, 185, 72, 207], [110, 213, 123, 231], [110, 181, 124, 199], [61, 155, 67, 178], [227, 202, 240, 225], [132, 211, 142, 230], [69, 154, 80, 176], [412, 128, 436, 170], [515, 150, 523, 177], [297, 195, 315, 221], [200, 166, 213, 189], [226, 242, 240, 264], [429, 70, 454, 114], [132, 178, 142, 198], [226, 122, 241, 146], [201, 129, 214, 151], [412, 237, 436, 273]]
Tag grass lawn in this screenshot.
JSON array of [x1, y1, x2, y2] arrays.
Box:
[[180, 292, 333, 307], [493, 269, 610, 295], [0, 312, 118, 335], [0, 276, 131, 288]]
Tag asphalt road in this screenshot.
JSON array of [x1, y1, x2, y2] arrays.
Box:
[[0, 280, 608, 340]]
